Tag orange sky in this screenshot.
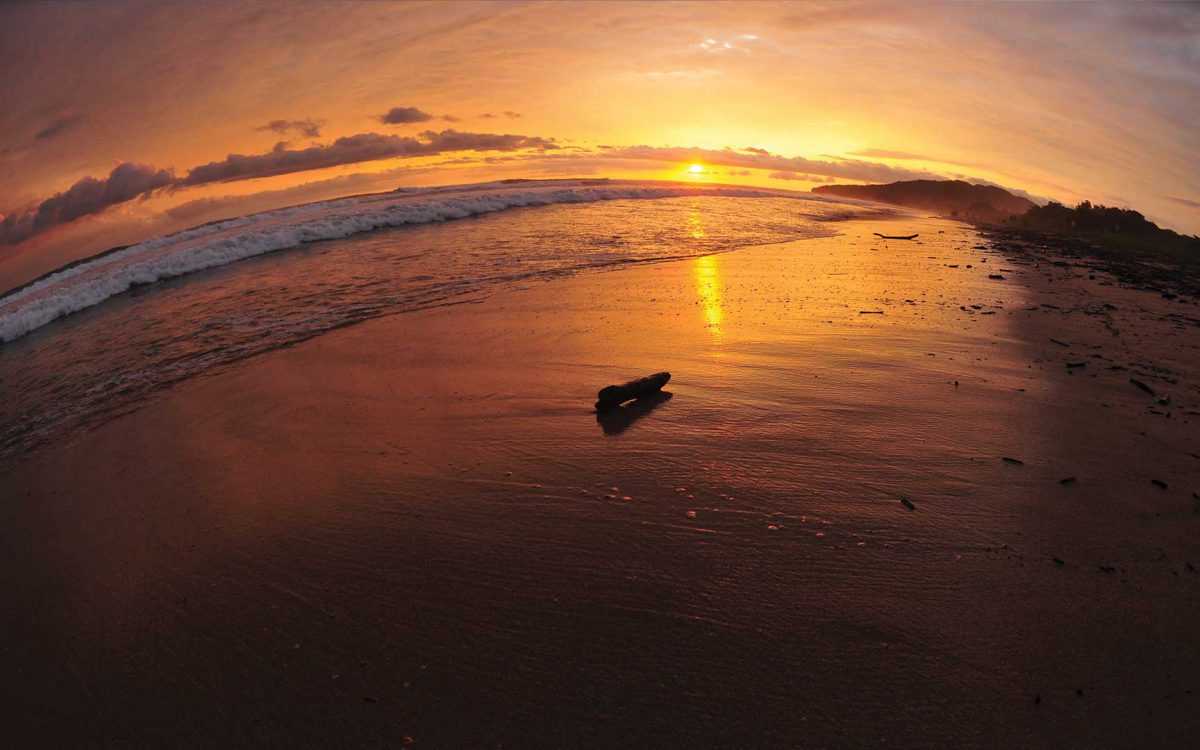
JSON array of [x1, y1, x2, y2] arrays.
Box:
[[1, 1, 1197, 281]]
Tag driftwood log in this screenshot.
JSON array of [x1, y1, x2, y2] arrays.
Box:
[[873, 232, 919, 240], [595, 372, 671, 411]]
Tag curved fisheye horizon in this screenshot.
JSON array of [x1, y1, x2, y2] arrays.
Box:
[[1, 1, 1196, 287], [2, 3, 1199, 749]]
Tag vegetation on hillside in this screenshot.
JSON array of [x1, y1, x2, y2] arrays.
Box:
[[1007, 201, 1200, 270]]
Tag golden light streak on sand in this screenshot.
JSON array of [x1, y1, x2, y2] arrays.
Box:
[[693, 254, 724, 337]]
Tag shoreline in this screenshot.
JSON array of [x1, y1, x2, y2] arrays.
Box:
[[0, 195, 896, 468], [2, 215, 1197, 747], [0, 178, 884, 301]]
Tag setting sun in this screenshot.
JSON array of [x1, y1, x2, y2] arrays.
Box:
[[687, 163, 705, 174]]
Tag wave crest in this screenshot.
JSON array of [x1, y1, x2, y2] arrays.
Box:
[[0, 180, 870, 342]]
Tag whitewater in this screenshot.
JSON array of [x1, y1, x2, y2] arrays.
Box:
[[0, 179, 874, 343]]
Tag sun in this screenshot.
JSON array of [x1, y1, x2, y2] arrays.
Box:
[[687, 163, 705, 174]]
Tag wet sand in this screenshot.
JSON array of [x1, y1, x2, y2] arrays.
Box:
[[2, 216, 1198, 748]]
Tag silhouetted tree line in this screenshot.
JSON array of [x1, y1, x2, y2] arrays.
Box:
[[1010, 200, 1159, 235], [1008, 200, 1198, 264]]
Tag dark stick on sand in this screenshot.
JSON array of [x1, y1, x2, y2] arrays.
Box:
[[873, 232, 919, 240], [595, 372, 671, 412], [1130, 378, 1156, 397]]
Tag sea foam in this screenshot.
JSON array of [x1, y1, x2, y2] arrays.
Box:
[[0, 181, 853, 343]]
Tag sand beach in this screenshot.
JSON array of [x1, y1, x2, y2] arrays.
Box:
[[2, 215, 1197, 747]]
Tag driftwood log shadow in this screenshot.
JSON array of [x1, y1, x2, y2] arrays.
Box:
[[596, 391, 673, 436]]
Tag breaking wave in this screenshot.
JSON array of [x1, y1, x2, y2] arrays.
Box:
[[0, 180, 887, 464], [0, 180, 865, 343]]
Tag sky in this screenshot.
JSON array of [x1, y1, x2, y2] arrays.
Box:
[[1, 0, 1197, 283]]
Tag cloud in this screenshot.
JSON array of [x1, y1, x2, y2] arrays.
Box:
[[419, 129, 556, 152], [180, 129, 556, 186], [608, 145, 939, 183], [697, 34, 760, 54], [742, 146, 769, 155], [0, 127, 559, 245], [378, 106, 434, 124], [850, 148, 936, 161], [1165, 195, 1200, 211], [479, 113, 496, 119], [256, 118, 322, 138], [768, 171, 833, 183], [946, 174, 1051, 205], [502, 110, 521, 119], [163, 195, 242, 222], [1, 162, 174, 244], [441, 114, 462, 123], [180, 133, 419, 185], [35, 113, 86, 142], [727, 169, 751, 176], [0, 145, 34, 163], [162, 163, 450, 226]]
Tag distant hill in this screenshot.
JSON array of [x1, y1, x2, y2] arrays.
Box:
[[812, 179, 1036, 222]]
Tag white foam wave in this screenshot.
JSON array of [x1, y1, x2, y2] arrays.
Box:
[[0, 181, 860, 343]]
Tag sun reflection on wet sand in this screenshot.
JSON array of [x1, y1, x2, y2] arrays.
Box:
[[693, 254, 724, 337], [687, 201, 724, 338]]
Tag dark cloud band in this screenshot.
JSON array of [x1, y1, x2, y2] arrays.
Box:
[[1, 163, 174, 245], [1, 129, 558, 244], [256, 119, 323, 138], [378, 107, 434, 124], [181, 130, 557, 186]]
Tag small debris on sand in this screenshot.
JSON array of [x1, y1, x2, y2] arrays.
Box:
[[595, 371, 671, 411], [1002, 456, 1025, 465], [989, 274, 1006, 280], [1053, 557, 1066, 566], [1151, 479, 1168, 489], [859, 310, 884, 315], [1050, 338, 1070, 347], [1066, 362, 1086, 369], [1130, 378, 1156, 396], [900, 498, 916, 510], [1059, 476, 1077, 485]]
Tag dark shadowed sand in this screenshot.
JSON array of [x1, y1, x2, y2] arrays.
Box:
[[2, 217, 1198, 748]]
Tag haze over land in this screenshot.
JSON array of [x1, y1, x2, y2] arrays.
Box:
[[813, 180, 1037, 222], [0, 0, 1197, 286]]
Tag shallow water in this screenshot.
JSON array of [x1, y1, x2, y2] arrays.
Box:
[[0, 188, 875, 465]]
